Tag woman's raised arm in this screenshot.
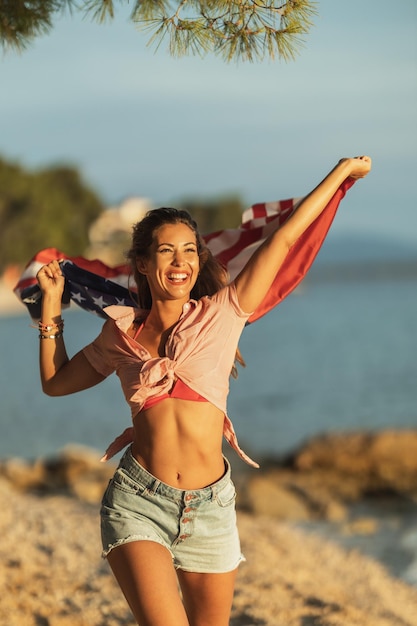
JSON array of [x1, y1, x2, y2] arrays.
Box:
[[36, 260, 105, 396], [234, 156, 372, 314]]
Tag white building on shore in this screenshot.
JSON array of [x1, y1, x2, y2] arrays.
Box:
[[85, 197, 152, 266]]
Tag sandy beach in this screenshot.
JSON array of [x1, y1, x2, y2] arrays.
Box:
[[2, 467, 417, 626]]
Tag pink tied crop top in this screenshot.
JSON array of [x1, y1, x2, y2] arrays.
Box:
[[131, 320, 208, 410], [83, 283, 259, 468]]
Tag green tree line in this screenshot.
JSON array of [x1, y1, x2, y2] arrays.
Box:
[[0, 156, 104, 273], [179, 195, 243, 235]]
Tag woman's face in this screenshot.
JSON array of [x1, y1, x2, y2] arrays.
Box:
[[137, 222, 200, 303]]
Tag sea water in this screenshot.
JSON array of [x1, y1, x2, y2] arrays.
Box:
[[1, 275, 416, 462]]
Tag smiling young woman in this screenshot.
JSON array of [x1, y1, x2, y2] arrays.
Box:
[[35, 156, 371, 626], [136, 222, 201, 307]]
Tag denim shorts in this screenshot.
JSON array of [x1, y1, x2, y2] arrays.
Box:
[[100, 447, 245, 573]]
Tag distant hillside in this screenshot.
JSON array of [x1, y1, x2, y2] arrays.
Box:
[[308, 234, 417, 282], [315, 233, 416, 264]]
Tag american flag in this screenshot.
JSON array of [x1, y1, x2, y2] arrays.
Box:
[[14, 178, 356, 323]]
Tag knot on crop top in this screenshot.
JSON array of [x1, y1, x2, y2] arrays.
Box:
[[130, 356, 176, 406]]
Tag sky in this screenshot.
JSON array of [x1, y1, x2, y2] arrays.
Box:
[[1, 0, 417, 246]]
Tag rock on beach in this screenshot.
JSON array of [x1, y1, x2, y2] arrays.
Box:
[[1, 431, 417, 626], [237, 429, 417, 521]]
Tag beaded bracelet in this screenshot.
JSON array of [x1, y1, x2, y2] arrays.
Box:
[[37, 320, 64, 333], [32, 320, 64, 334], [39, 331, 64, 340], [32, 319, 64, 339]]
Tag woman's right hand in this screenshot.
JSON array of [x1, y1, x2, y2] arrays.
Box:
[[36, 260, 65, 299]]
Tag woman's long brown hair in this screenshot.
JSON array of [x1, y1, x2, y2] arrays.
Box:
[[126, 207, 245, 377]]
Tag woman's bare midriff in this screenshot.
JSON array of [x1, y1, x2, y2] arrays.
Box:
[[131, 398, 226, 490]]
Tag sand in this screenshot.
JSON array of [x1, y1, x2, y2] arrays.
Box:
[[1, 477, 417, 626]]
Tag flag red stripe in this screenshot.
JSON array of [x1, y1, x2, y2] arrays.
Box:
[[248, 177, 355, 322]]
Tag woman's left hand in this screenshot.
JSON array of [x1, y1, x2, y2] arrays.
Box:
[[340, 155, 372, 179]]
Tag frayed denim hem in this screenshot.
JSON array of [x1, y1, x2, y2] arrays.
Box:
[[174, 553, 246, 574], [102, 534, 174, 559]]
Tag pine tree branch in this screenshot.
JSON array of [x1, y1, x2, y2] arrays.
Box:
[[0, 0, 317, 62], [83, 0, 116, 23], [0, 0, 77, 51], [132, 0, 317, 62]]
